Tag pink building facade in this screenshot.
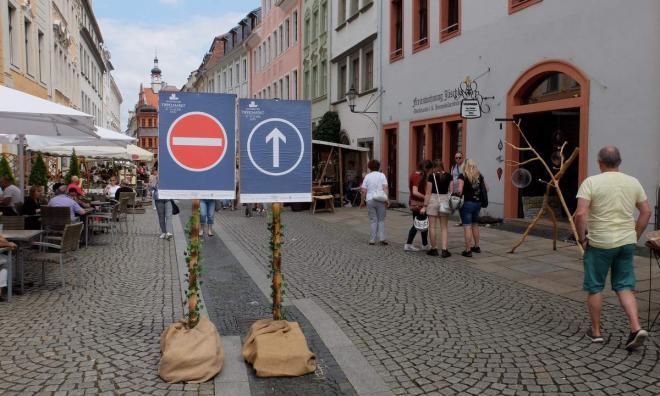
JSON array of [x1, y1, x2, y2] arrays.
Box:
[[249, 0, 301, 100]]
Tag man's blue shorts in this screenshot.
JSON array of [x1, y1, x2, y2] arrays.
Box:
[[583, 244, 636, 294]]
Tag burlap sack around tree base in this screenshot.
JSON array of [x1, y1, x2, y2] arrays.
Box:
[[159, 316, 224, 384], [242, 319, 317, 377]]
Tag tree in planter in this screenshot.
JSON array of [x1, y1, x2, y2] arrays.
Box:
[[64, 150, 81, 185], [0, 156, 16, 185], [314, 111, 341, 143], [29, 153, 49, 190]]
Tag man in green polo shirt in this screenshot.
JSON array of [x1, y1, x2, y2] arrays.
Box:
[[575, 146, 652, 350]]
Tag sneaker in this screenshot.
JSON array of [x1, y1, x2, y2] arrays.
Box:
[[166, 233, 173, 240], [404, 244, 419, 252], [441, 249, 452, 258], [471, 246, 481, 253], [422, 244, 431, 251], [159, 233, 166, 239], [625, 329, 648, 351], [586, 328, 604, 343], [199, 229, 203, 237], [427, 248, 439, 257], [379, 241, 389, 246], [461, 250, 472, 257]]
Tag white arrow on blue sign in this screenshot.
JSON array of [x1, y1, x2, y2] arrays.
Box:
[[239, 99, 312, 203]]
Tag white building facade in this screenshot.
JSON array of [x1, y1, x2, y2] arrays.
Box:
[[77, 0, 105, 124], [380, 0, 660, 229], [302, 0, 330, 127], [103, 72, 122, 131], [330, 0, 380, 159]]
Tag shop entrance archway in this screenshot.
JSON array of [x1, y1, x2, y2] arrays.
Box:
[[505, 60, 590, 219]]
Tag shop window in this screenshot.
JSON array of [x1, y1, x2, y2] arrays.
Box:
[[431, 124, 443, 161], [509, 0, 542, 14], [412, 0, 429, 52], [440, 0, 460, 42], [523, 72, 580, 104], [390, 0, 404, 62]]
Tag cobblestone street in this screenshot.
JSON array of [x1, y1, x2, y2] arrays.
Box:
[[215, 207, 660, 395], [0, 210, 213, 395]]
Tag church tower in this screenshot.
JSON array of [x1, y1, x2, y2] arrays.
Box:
[[151, 56, 163, 93]]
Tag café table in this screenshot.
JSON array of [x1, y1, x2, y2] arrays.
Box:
[[2, 229, 44, 301]]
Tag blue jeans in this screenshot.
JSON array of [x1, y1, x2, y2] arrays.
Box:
[[459, 201, 481, 225], [199, 199, 215, 225]]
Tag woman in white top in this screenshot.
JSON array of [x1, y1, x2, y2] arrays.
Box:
[[360, 159, 389, 245], [103, 176, 120, 199]]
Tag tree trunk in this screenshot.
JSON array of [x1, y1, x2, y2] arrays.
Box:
[[271, 202, 283, 320], [188, 199, 201, 328]]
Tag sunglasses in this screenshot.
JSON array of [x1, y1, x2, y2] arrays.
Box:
[[455, 157, 462, 159]]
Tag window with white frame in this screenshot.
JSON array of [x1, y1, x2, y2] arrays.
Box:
[[304, 14, 310, 46], [320, 60, 327, 95], [293, 11, 298, 42], [24, 18, 33, 75], [279, 25, 284, 53], [338, 60, 347, 99], [312, 9, 318, 39], [304, 69, 310, 99], [273, 31, 278, 57], [243, 59, 247, 81], [8, 4, 18, 66], [312, 64, 318, 98], [363, 45, 374, 91], [338, 0, 346, 24], [285, 19, 290, 48], [284, 75, 290, 100], [38, 31, 45, 82], [235, 63, 239, 85], [321, 2, 328, 33], [293, 70, 298, 99], [350, 55, 360, 92], [350, 0, 359, 16]]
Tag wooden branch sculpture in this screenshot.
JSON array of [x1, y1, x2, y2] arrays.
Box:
[[507, 122, 583, 254]]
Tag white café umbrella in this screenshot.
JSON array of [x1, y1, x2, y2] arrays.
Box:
[[30, 144, 154, 162], [0, 85, 95, 194], [25, 125, 135, 148]]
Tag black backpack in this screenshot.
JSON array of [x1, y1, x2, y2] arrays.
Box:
[[477, 175, 488, 208]]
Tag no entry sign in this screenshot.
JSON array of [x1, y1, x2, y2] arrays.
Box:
[[158, 92, 236, 199], [167, 112, 227, 172]]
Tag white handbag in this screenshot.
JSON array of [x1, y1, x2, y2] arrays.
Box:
[[433, 173, 452, 215], [413, 215, 429, 231]]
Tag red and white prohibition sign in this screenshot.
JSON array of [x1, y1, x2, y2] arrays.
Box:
[[166, 111, 228, 172]]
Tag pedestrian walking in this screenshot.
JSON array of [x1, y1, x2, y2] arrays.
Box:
[[199, 199, 215, 237], [151, 168, 173, 240], [452, 159, 486, 257], [405, 160, 433, 251], [422, 160, 452, 257], [360, 159, 389, 245], [574, 146, 651, 350]]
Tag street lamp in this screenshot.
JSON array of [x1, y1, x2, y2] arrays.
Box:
[[345, 85, 378, 114]]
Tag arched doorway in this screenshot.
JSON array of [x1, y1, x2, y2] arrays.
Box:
[[505, 60, 590, 219]]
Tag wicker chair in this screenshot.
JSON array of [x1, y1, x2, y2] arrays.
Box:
[[1, 216, 25, 230], [30, 223, 84, 289], [40, 206, 72, 242]]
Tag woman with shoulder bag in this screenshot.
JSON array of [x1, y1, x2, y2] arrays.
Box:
[[454, 159, 487, 257], [360, 160, 389, 245], [405, 160, 433, 251], [421, 160, 452, 258]]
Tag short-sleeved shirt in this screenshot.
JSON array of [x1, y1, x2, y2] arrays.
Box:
[[576, 172, 647, 249], [409, 171, 425, 205], [459, 173, 484, 203], [67, 183, 85, 196], [428, 172, 451, 194], [1, 184, 22, 207], [48, 194, 84, 221], [361, 171, 388, 202]]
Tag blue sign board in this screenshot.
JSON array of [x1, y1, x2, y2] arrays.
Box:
[[239, 99, 311, 203], [158, 92, 236, 199]]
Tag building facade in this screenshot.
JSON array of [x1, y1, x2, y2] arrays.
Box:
[[216, 9, 259, 98], [250, 0, 301, 101], [380, 0, 659, 228], [1, 0, 52, 99], [329, 0, 380, 158], [103, 73, 122, 131], [302, 0, 330, 127]]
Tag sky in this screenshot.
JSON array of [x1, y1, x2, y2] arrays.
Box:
[[94, 0, 261, 130]]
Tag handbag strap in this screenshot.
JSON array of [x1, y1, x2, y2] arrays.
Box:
[[432, 172, 441, 199]]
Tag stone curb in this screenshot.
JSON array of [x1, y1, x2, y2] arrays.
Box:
[[215, 223, 393, 396], [173, 215, 249, 396]]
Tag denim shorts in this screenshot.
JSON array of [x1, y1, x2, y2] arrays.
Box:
[[583, 244, 636, 293], [459, 201, 481, 225]]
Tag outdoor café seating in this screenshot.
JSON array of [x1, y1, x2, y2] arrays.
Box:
[[29, 223, 84, 290]]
